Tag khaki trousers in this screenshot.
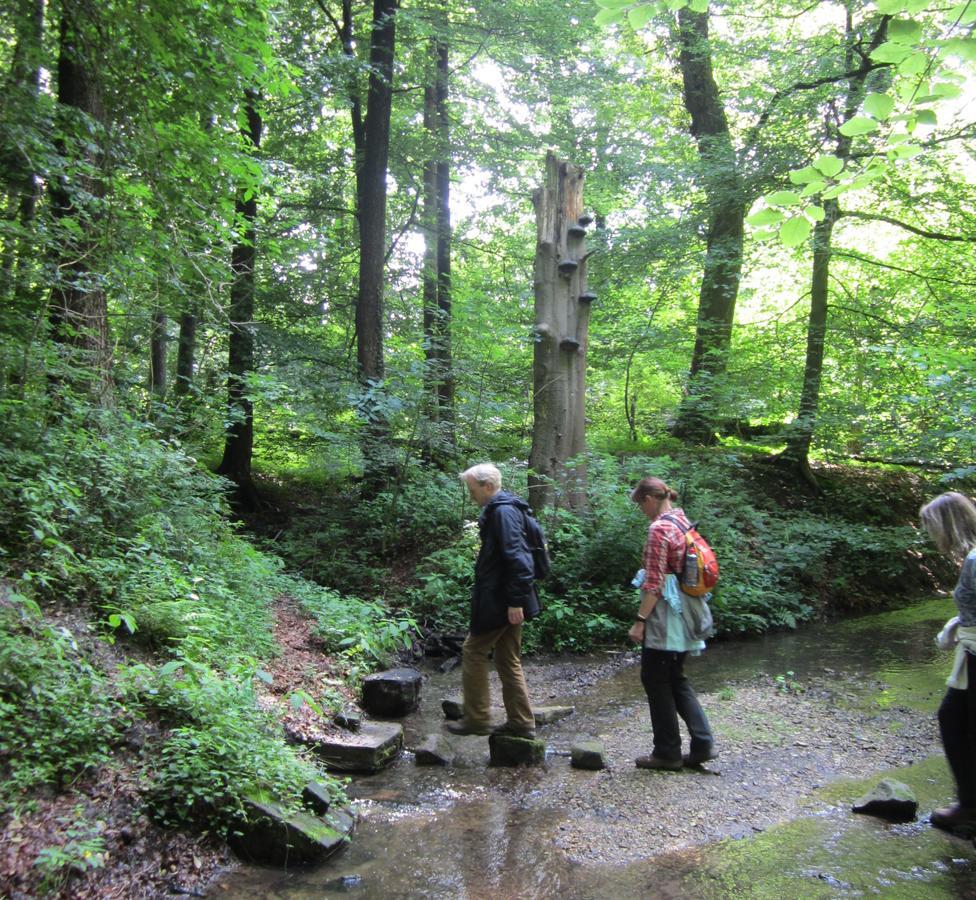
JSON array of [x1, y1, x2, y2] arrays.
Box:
[[461, 623, 534, 730]]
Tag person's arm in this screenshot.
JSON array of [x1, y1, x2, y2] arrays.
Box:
[[628, 522, 670, 643], [495, 505, 534, 617]]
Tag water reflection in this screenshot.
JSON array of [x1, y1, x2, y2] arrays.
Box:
[[218, 597, 975, 898]]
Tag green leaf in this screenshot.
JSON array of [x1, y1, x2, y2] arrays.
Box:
[[789, 166, 821, 184], [949, 2, 976, 25], [887, 143, 924, 160], [888, 18, 923, 44], [746, 208, 784, 227], [898, 51, 929, 75], [838, 117, 879, 136], [812, 155, 844, 177], [804, 205, 826, 222], [688, 0, 709, 10], [751, 227, 778, 242], [767, 190, 800, 207], [940, 38, 976, 63], [914, 108, 938, 126], [595, 0, 633, 7], [863, 93, 895, 120], [255, 668, 273, 685], [628, 4, 656, 27], [595, 8, 628, 25], [876, 0, 910, 10], [820, 183, 849, 200], [930, 81, 963, 100], [799, 180, 826, 198], [871, 42, 912, 64], [780, 216, 811, 247], [160, 660, 183, 677]]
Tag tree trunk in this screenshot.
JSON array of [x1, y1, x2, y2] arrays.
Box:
[[422, 36, 455, 464], [149, 310, 167, 397], [528, 152, 592, 512], [670, 7, 744, 445], [217, 93, 262, 506], [174, 309, 197, 397], [48, 0, 113, 405], [354, 0, 398, 492]]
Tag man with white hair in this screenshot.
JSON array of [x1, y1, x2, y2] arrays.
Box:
[[447, 463, 540, 738]]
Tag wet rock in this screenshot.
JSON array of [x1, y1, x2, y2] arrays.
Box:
[[302, 781, 332, 816], [308, 722, 404, 773], [323, 874, 365, 892], [228, 791, 356, 866], [852, 778, 918, 822], [533, 705, 575, 726], [412, 733, 455, 766], [361, 667, 423, 717], [335, 709, 362, 731], [488, 733, 546, 767], [570, 739, 606, 770], [438, 656, 460, 674], [441, 697, 465, 720]]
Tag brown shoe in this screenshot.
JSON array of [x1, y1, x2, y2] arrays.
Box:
[[931, 803, 976, 831], [492, 722, 537, 740], [445, 720, 493, 736], [635, 755, 682, 771], [683, 748, 719, 766]]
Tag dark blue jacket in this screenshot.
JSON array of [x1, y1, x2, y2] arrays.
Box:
[[470, 491, 541, 634]]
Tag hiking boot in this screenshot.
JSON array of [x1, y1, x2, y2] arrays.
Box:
[[445, 719, 493, 736], [635, 754, 682, 771], [931, 803, 976, 831], [492, 722, 537, 740], [683, 747, 719, 766]]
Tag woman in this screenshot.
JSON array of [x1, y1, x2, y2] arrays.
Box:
[[629, 476, 716, 770], [920, 491, 976, 831]]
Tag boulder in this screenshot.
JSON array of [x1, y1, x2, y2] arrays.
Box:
[[361, 667, 423, 717], [334, 709, 361, 731], [412, 733, 455, 766], [309, 722, 403, 773], [570, 739, 606, 771], [488, 733, 546, 767], [301, 781, 332, 817], [852, 778, 918, 823], [228, 791, 355, 867]]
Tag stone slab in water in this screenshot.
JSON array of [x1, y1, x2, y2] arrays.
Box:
[[488, 733, 546, 767], [412, 733, 455, 766], [852, 778, 918, 822], [310, 722, 403, 773], [228, 792, 355, 866], [302, 781, 332, 816], [570, 739, 606, 770], [533, 705, 575, 726], [362, 667, 423, 717]]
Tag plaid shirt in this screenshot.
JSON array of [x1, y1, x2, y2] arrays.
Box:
[[641, 508, 690, 595]]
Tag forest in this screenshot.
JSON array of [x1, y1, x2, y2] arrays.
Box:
[[1, 0, 974, 895]]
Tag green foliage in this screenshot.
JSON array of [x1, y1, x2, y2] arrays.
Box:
[[33, 806, 108, 895], [120, 657, 330, 830], [0, 592, 123, 804]]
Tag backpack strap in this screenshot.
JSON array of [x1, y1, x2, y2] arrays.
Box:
[[660, 513, 697, 533]]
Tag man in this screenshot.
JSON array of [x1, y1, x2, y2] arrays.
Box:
[[446, 463, 540, 738]]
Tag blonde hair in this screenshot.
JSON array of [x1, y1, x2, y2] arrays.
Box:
[[630, 476, 678, 504], [919, 492, 976, 559], [459, 463, 502, 490]]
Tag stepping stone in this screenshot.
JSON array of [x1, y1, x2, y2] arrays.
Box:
[[309, 722, 403, 773], [334, 709, 361, 731], [533, 705, 575, 726], [488, 733, 546, 767], [228, 791, 356, 866], [412, 733, 455, 766], [361, 667, 423, 717], [570, 739, 606, 770], [852, 778, 918, 822], [302, 781, 333, 816], [441, 697, 464, 720]]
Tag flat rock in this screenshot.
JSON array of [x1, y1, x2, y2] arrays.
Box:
[[533, 705, 575, 726], [361, 667, 423, 717], [412, 733, 455, 766], [852, 778, 918, 822], [488, 733, 546, 767], [228, 792, 355, 866], [570, 739, 606, 770], [308, 722, 403, 773]]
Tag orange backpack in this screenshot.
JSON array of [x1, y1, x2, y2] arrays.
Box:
[[661, 514, 719, 597]]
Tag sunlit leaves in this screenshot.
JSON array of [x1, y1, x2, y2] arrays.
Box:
[[593, 0, 704, 27], [779, 216, 811, 248], [745, 208, 784, 227], [813, 155, 844, 178], [863, 93, 895, 120], [767, 190, 800, 207], [838, 116, 879, 136], [629, 5, 656, 27]]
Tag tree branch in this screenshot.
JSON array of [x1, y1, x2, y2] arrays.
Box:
[[839, 209, 976, 242]]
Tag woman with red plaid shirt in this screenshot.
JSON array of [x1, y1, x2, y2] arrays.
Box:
[[629, 476, 717, 770]]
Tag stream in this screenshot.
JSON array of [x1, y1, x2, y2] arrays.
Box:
[[218, 597, 976, 898]]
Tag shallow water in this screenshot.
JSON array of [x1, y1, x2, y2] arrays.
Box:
[[218, 598, 976, 898]]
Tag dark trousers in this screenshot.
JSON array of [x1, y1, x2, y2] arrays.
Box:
[[938, 653, 976, 808], [640, 647, 713, 761]]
